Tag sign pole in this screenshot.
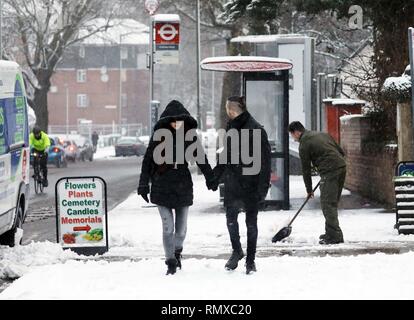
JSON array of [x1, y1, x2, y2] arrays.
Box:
[[196, 0, 202, 130], [149, 16, 155, 134], [409, 28, 414, 148], [145, 0, 160, 135]]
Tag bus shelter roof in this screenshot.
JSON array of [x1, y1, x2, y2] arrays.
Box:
[[200, 56, 293, 72]]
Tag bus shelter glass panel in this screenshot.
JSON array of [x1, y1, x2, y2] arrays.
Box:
[[246, 81, 284, 152], [245, 80, 287, 202]]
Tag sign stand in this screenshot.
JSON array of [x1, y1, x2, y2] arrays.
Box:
[[55, 177, 109, 256]]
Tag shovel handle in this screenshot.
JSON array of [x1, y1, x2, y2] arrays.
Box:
[[288, 181, 321, 227]]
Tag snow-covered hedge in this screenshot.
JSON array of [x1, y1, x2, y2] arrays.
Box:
[[382, 75, 412, 103]]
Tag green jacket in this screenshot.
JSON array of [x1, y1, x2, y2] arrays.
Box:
[[299, 130, 346, 193], [30, 131, 50, 152]]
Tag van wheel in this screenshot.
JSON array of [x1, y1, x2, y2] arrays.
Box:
[[0, 204, 23, 247]]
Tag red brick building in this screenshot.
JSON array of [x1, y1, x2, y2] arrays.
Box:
[[48, 19, 150, 132]]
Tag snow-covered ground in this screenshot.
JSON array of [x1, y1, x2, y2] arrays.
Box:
[[2, 176, 414, 300], [94, 146, 115, 160]]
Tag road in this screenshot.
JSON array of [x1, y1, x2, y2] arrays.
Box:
[[23, 156, 141, 244]]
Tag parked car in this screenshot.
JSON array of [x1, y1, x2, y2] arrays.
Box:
[[63, 139, 80, 162], [0, 60, 30, 247], [76, 137, 94, 162], [115, 136, 147, 157]]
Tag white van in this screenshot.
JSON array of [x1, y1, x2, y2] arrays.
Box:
[[0, 61, 30, 247]]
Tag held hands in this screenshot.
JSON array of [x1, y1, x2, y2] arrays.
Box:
[[308, 192, 315, 199], [137, 185, 150, 203], [206, 177, 219, 192]]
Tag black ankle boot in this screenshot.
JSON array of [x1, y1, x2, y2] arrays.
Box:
[[225, 250, 245, 270], [175, 249, 183, 270], [165, 258, 178, 275], [245, 261, 257, 275]]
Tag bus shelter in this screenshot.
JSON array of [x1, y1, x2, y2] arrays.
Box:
[[201, 56, 293, 210]]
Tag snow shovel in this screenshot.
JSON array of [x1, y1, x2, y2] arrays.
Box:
[[272, 181, 321, 243]]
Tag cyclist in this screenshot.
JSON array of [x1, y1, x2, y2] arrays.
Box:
[[29, 126, 50, 187]]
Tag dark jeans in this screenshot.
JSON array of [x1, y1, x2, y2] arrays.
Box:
[[33, 150, 48, 180], [226, 205, 258, 262]]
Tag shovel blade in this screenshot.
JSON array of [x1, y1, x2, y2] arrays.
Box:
[[272, 226, 292, 243]]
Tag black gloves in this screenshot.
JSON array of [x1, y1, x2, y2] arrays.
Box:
[[137, 185, 150, 203]]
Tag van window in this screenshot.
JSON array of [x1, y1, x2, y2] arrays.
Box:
[[5, 97, 27, 147], [0, 103, 7, 155]]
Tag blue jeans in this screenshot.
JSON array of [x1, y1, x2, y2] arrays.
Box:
[[158, 206, 189, 260]]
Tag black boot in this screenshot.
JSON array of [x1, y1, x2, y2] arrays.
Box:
[[165, 258, 178, 275], [245, 261, 257, 275], [175, 249, 183, 270], [319, 235, 344, 245], [225, 250, 245, 270]]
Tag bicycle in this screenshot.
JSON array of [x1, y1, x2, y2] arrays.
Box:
[[32, 151, 46, 194]]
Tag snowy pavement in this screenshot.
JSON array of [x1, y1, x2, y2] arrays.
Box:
[[2, 176, 414, 299], [93, 146, 115, 160]]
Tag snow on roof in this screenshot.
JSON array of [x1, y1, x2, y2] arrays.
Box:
[[323, 98, 366, 106], [201, 56, 293, 72], [231, 34, 308, 43], [152, 14, 180, 22], [80, 19, 149, 46]]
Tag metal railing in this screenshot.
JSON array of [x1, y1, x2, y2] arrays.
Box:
[[48, 123, 148, 146]]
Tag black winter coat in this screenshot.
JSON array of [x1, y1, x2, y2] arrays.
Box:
[[214, 112, 271, 209], [138, 100, 214, 208]]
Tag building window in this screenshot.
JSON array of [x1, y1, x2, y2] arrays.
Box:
[[77, 69, 87, 83], [79, 46, 85, 58], [121, 47, 128, 60], [121, 93, 128, 108], [77, 94, 89, 108]]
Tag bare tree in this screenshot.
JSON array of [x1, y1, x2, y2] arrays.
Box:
[[4, 0, 117, 130]]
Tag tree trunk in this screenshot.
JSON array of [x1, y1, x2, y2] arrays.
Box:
[[33, 75, 52, 132]]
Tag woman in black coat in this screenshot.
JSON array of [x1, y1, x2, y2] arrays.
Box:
[[137, 100, 216, 275]]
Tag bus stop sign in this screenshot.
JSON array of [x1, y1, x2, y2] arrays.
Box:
[[154, 15, 180, 65]]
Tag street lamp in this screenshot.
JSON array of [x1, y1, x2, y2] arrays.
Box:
[[64, 83, 69, 139]]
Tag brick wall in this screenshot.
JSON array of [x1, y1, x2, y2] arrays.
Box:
[[48, 69, 149, 126], [340, 116, 398, 206]]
